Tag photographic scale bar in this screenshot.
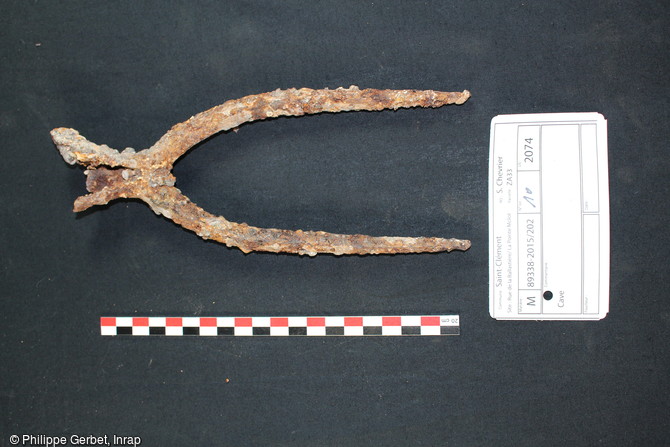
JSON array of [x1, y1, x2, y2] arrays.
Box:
[[101, 315, 460, 337]]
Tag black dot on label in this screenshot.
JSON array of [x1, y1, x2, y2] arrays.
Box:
[[543, 291, 553, 300]]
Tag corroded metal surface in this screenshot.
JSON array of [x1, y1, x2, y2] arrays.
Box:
[[52, 86, 471, 255]]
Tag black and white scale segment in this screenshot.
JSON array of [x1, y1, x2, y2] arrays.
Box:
[[100, 316, 460, 337]]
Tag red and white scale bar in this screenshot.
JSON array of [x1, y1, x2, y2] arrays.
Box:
[[101, 315, 460, 336]]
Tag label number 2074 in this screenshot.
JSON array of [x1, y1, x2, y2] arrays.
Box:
[[524, 138, 534, 164]]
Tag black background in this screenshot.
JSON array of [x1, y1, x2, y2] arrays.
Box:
[[2, 1, 669, 446]]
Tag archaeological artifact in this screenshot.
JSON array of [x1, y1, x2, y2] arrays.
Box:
[[52, 86, 471, 256]]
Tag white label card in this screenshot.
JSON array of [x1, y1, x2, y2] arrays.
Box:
[[489, 113, 609, 320]]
